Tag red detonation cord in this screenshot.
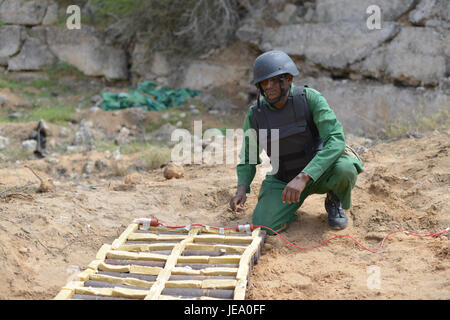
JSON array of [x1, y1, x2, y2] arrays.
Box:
[[146, 220, 449, 254]]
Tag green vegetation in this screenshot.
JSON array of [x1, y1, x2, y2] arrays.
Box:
[[120, 141, 155, 155], [93, 140, 117, 153], [86, 0, 252, 55], [137, 146, 172, 170], [94, 140, 171, 170], [1, 145, 34, 162], [0, 104, 76, 125], [0, 61, 101, 125], [25, 104, 76, 125], [385, 106, 450, 139], [0, 62, 84, 94]]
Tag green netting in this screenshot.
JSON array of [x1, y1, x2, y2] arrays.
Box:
[[100, 81, 201, 111]]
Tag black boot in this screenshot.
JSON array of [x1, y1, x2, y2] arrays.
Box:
[[325, 192, 348, 230]]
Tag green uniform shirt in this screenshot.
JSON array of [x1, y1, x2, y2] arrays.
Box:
[[237, 84, 348, 193]]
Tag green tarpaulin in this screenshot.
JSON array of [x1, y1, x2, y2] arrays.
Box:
[[100, 81, 201, 111]]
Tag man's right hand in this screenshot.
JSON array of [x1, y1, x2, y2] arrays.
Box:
[[230, 185, 247, 212]]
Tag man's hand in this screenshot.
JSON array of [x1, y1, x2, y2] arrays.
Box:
[[230, 185, 247, 212], [282, 173, 311, 204]]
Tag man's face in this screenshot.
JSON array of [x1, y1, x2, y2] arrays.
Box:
[[259, 74, 292, 101]]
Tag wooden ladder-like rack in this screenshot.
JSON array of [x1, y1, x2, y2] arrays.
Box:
[[55, 222, 266, 300]]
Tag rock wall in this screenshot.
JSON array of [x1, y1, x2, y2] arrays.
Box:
[[234, 0, 449, 138], [0, 0, 448, 138], [0, 0, 128, 80]]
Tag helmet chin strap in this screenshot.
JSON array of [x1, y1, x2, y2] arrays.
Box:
[[258, 75, 288, 106]]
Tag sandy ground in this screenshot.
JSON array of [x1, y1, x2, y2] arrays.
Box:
[[0, 126, 448, 300]]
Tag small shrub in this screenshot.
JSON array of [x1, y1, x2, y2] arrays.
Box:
[[87, 0, 258, 55], [138, 147, 172, 170]]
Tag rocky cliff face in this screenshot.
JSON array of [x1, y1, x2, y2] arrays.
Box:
[[0, 0, 448, 138], [234, 0, 449, 137], [0, 0, 128, 80]]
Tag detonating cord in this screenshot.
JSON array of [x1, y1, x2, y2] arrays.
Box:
[[132, 219, 449, 254]]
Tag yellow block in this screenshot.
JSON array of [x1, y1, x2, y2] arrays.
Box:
[[118, 243, 174, 252], [78, 269, 95, 282], [106, 250, 168, 261], [202, 279, 237, 290], [127, 233, 187, 241], [89, 273, 154, 288], [112, 287, 149, 299], [95, 244, 112, 260], [130, 265, 162, 276], [111, 223, 139, 249], [54, 289, 74, 300], [98, 262, 130, 273]]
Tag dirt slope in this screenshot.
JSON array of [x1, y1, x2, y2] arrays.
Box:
[[0, 130, 448, 300]]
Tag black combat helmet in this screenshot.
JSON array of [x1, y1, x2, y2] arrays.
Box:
[[252, 50, 299, 85], [252, 50, 299, 104]]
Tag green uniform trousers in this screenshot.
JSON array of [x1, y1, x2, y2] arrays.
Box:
[[252, 154, 362, 235]]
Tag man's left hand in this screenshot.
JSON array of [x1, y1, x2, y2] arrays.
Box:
[[282, 173, 311, 204]]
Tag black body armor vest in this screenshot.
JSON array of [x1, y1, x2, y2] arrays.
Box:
[[251, 86, 323, 183]]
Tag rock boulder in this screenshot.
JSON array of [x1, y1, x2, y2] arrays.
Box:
[[46, 26, 128, 80], [0, 0, 47, 26]]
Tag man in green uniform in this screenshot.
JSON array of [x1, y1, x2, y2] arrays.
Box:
[[229, 50, 363, 234]]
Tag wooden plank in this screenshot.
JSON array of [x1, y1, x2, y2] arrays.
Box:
[[87, 260, 103, 271], [89, 273, 154, 288], [202, 279, 237, 290], [234, 280, 247, 300], [62, 280, 84, 290], [97, 261, 164, 276], [208, 255, 242, 264], [176, 256, 209, 264], [129, 265, 163, 276], [236, 229, 262, 281], [104, 259, 165, 268], [185, 243, 246, 254], [74, 286, 149, 299], [106, 250, 168, 261], [111, 223, 139, 249], [163, 279, 237, 290], [165, 280, 202, 289], [201, 267, 238, 276], [176, 263, 239, 270], [127, 233, 187, 241], [54, 289, 74, 300], [95, 244, 112, 260], [78, 269, 95, 281], [176, 255, 241, 264], [75, 287, 113, 297], [170, 266, 238, 276], [171, 267, 201, 276], [71, 294, 137, 300], [144, 228, 200, 300], [141, 226, 189, 234], [98, 262, 130, 273], [117, 243, 175, 252], [193, 235, 253, 244], [112, 287, 149, 299], [234, 228, 263, 299]]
